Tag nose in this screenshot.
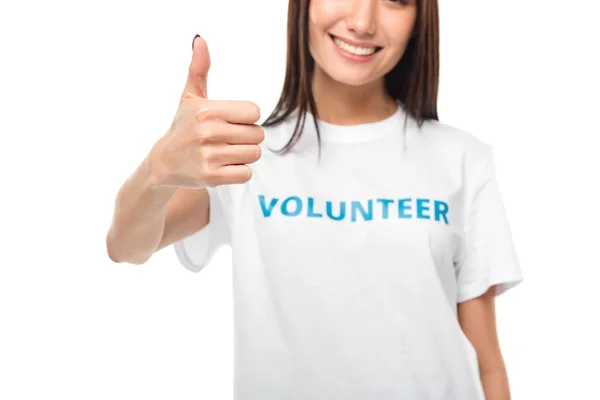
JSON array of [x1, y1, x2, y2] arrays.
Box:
[[346, 0, 377, 36]]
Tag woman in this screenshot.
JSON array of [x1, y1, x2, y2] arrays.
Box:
[[106, 0, 524, 399]]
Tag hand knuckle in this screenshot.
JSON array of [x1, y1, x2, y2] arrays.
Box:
[[195, 106, 214, 122], [204, 176, 218, 187], [202, 166, 218, 183], [197, 146, 212, 163], [196, 123, 215, 143]]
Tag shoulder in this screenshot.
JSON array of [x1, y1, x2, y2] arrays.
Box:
[[417, 119, 492, 155], [414, 118, 495, 170]]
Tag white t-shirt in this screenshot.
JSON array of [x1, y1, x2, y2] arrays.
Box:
[[173, 104, 523, 400]]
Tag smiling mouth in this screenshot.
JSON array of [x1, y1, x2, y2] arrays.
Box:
[[329, 34, 383, 56]]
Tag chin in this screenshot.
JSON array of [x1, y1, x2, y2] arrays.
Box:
[[322, 66, 381, 87]]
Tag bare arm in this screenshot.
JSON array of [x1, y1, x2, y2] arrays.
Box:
[[458, 286, 511, 400], [106, 35, 261, 265], [105, 150, 210, 265]]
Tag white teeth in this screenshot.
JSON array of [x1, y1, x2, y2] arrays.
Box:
[[333, 36, 377, 56]]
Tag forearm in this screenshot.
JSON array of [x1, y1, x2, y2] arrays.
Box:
[[106, 152, 177, 264], [480, 367, 511, 400]]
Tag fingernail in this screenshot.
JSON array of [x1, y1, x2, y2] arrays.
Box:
[[192, 34, 201, 50]]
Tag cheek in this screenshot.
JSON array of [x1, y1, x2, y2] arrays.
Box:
[[309, 0, 339, 30], [383, 17, 416, 57], [308, 0, 336, 58]]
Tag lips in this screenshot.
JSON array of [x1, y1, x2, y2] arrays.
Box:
[[329, 34, 383, 52]]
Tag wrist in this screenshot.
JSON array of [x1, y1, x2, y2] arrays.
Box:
[[145, 138, 172, 190], [141, 146, 178, 203]]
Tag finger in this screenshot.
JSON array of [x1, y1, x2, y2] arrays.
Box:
[[213, 144, 262, 166], [195, 100, 261, 125], [199, 121, 264, 145], [212, 164, 253, 185], [222, 124, 265, 145], [182, 35, 210, 100]]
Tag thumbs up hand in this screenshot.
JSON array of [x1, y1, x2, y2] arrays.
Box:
[[149, 35, 264, 189]]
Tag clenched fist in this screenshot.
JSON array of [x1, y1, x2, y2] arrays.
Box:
[[149, 35, 264, 189]]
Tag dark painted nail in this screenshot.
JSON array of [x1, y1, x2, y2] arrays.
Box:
[[192, 34, 201, 50]]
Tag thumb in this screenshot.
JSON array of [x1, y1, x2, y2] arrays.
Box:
[[182, 34, 210, 100]]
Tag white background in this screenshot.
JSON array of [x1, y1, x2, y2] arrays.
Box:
[[1, 0, 598, 399]]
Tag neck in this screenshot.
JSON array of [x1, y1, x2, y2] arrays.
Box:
[[311, 66, 398, 125]]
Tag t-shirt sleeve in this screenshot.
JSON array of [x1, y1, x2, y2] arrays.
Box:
[[173, 185, 231, 273], [454, 146, 524, 303]]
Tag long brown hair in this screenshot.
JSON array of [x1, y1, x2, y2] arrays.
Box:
[[262, 0, 440, 156]]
